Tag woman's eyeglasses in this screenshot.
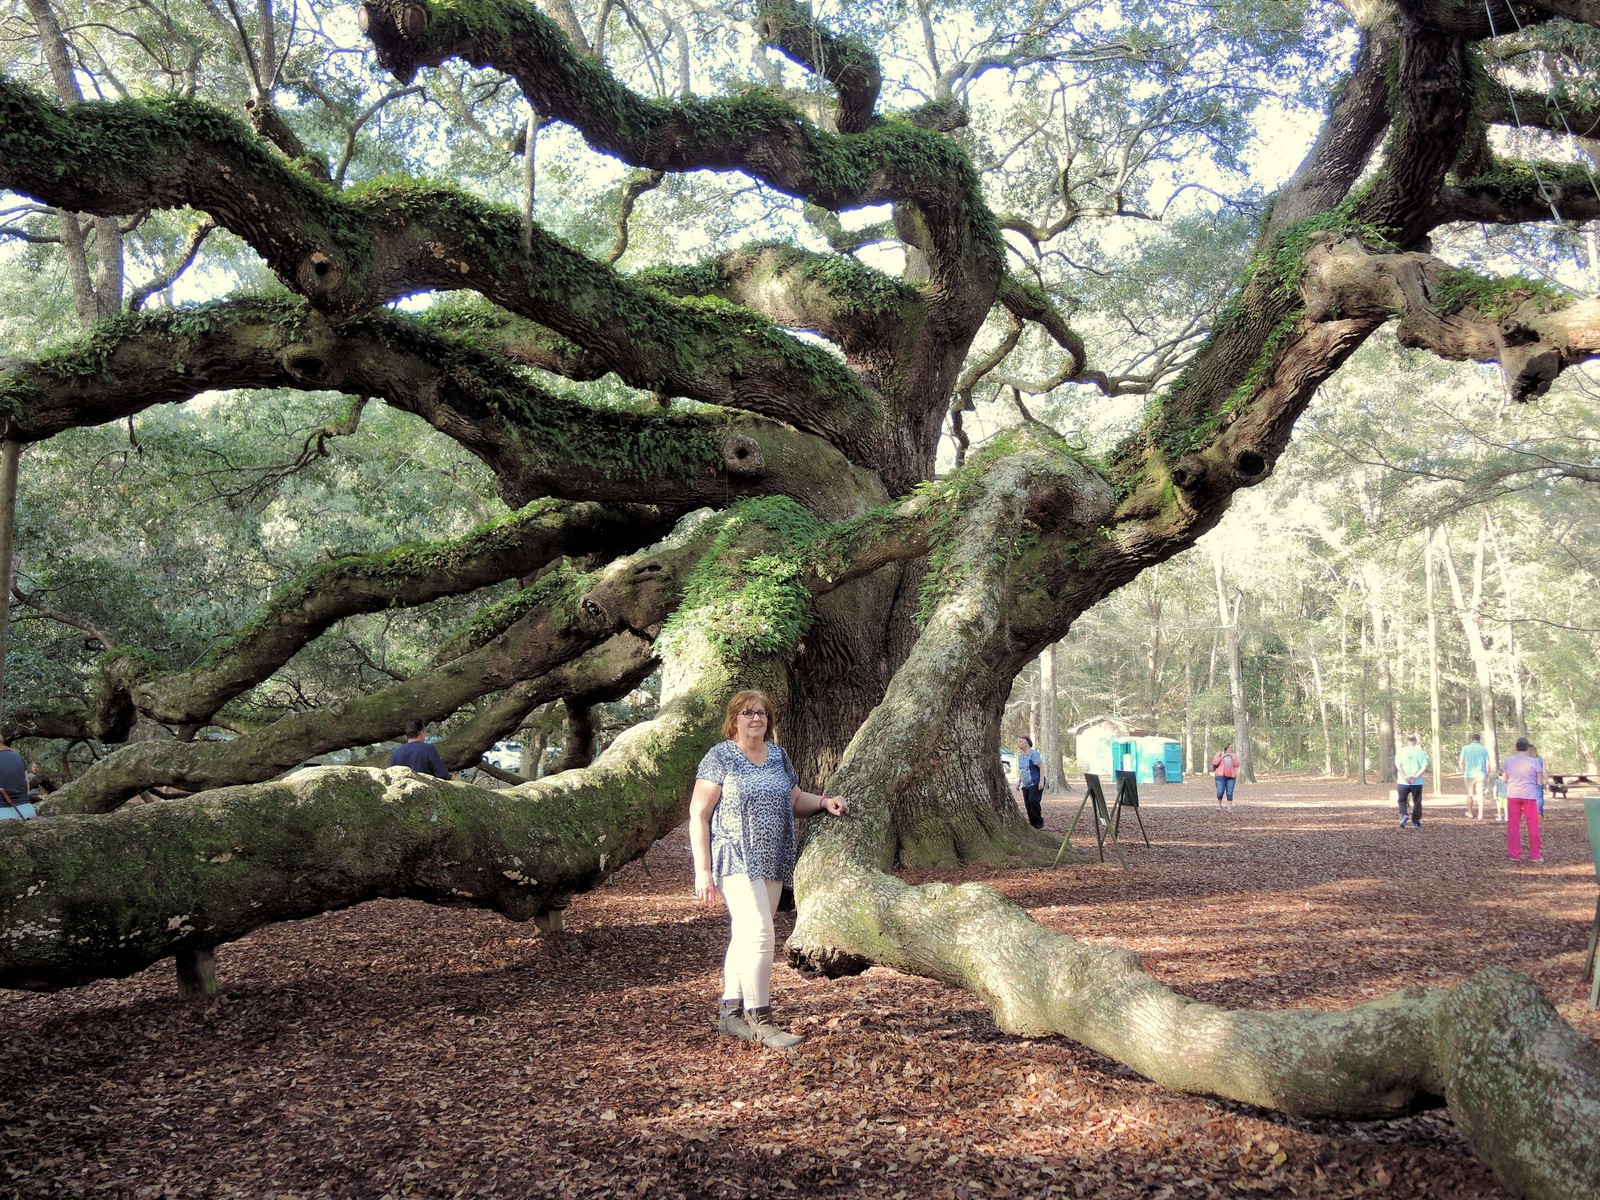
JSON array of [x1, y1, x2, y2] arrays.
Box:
[[739, 709, 768, 718]]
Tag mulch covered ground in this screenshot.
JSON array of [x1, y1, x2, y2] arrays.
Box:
[[2, 777, 1597, 1199]]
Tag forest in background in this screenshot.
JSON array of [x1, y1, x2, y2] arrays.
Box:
[[1009, 337, 1600, 788]]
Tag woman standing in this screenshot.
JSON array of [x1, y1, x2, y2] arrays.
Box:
[[1211, 742, 1240, 809], [690, 690, 848, 1048], [1499, 737, 1545, 863]]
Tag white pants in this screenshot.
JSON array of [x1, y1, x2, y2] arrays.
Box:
[[720, 874, 781, 1009]]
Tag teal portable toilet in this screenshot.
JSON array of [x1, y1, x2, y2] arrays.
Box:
[[1162, 740, 1183, 783], [1133, 735, 1184, 784], [1111, 739, 1139, 779]]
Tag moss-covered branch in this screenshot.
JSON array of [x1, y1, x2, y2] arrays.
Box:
[[0, 75, 883, 439], [119, 500, 675, 727], [1428, 161, 1600, 227], [1299, 235, 1600, 400], [43, 516, 724, 815], [0, 298, 888, 518], [355, 0, 998, 274], [754, 0, 882, 134], [1104, 19, 1464, 526], [642, 242, 920, 368], [0, 671, 724, 990]]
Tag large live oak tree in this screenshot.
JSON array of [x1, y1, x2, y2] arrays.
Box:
[[2, 1, 1600, 1196]]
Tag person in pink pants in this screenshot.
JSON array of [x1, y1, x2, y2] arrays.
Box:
[[1499, 737, 1545, 863]]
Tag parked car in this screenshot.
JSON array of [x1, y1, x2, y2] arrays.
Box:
[[485, 741, 523, 772]]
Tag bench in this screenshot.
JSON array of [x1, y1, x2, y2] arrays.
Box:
[[1547, 774, 1600, 800]]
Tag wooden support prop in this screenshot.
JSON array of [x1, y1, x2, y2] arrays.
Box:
[[176, 945, 218, 998], [1112, 770, 1152, 849], [1057, 773, 1124, 869]]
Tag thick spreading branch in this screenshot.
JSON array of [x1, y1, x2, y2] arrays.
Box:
[[754, 0, 883, 134], [1300, 234, 1600, 400], [1113, 17, 1467, 527], [779, 428, 1600, 1200], [0, 298, 888, 518], [42, 517, 721, 815], [651, 242, 920, 365], [115, 499, 676, 727], [0, 76, 882, 440], [0, 674, 726, 990], [355, 0, 996, 274], [1425, 171, 1600, 227]]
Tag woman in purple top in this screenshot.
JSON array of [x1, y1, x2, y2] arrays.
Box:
[[1499, 737, 1545, 863]]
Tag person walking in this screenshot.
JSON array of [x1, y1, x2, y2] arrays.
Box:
[[1395, 734, 1428, 829], [1211, 743, 1240, 809], [388, 719, 454, 779], [1016, 735, 1044, 829], [690, 690, 847, 1049], [1500, 737, 1545, 862], [1458, 733, 1491, 819]]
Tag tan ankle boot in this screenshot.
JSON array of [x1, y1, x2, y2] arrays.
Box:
[[718, 999, 753, 1040], [744, 1006, 804, 1048]]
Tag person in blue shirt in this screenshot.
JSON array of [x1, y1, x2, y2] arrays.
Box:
[[1016, 736, 1044, 829], [0, 733, 33, 820], [388, 719, 453, 779], [1458, 733, 1491, 819], [1395, 734, 1429, 829]]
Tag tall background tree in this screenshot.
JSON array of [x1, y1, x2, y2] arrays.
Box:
[[3, 0, 1600, 1195]]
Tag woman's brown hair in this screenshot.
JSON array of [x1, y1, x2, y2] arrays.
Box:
[[722, 690, 777, 741]]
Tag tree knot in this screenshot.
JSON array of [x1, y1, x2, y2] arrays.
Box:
[[721, 434, 764, 476], [295, 251, 348, 299], [280, 344, 343, 388]]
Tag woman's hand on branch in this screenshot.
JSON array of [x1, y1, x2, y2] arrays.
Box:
[[814, 793, 848, 817]]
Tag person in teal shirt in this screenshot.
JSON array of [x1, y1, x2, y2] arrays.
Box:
[[1395, 735, 1429, 829], [1458, 733, 1491, 819]]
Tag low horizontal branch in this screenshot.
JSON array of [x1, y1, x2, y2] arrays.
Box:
[[0, 685, 722, 990], [43, 516, 722, 814]]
